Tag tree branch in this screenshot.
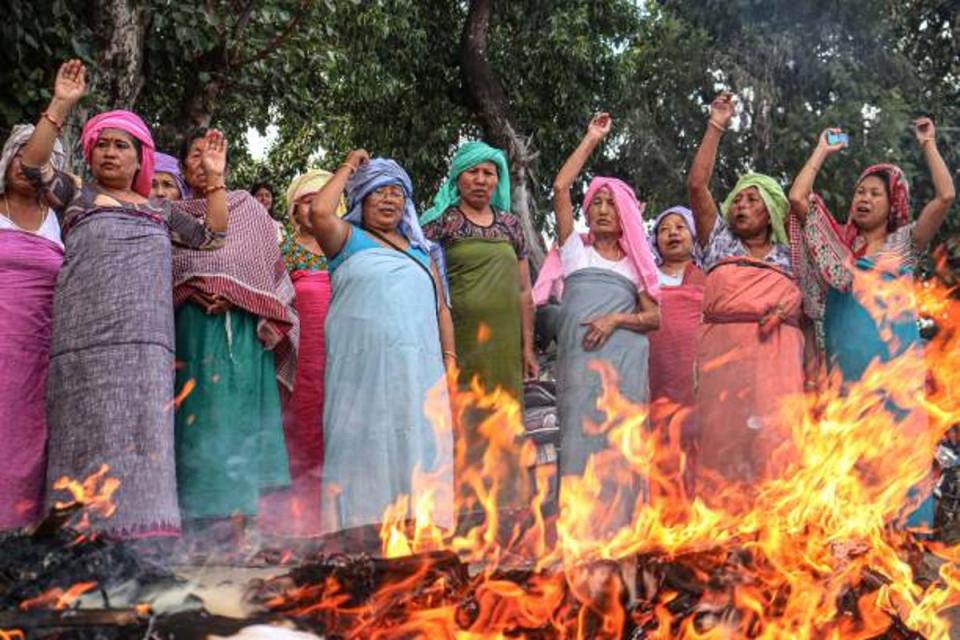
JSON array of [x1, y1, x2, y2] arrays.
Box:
[[235, 0, 310, 68]]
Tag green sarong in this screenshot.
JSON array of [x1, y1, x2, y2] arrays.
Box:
[[174, 303, 290, 519], [445, 238, 526, 512]]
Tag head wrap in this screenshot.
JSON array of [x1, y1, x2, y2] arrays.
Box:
[[720, 173, 789, 246], [420, 141, 511, 226], [532, 177, 660, 305], [285, 169, 345, 218], [345, 158, 432, 254], [153, 152, 191, 199], [0, 124, 65, 194], [842, 163, 911, 251], [80, 110, 155, 197], [649, 205, 697, 265]]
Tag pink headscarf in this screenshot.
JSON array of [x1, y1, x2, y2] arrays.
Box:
[[80, 110, 155, 197], [533, 177, 660, 305]]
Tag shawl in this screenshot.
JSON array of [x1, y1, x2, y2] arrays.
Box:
[[80, 110, 155, 198], [0, 124, 64, 194], [532, 177, 661, 305], [649, 204, 699, 266], [154, 152, 191, 199], [172, 190, 299, 390], [720, 173, 789, 246], [285, 169, 345, 217], [420, 141, 512, 226]]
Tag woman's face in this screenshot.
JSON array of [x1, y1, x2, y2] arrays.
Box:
[[182, 137, 208, 191], [850, 175, 890, 232], [456, 161, 498, 210], [586, 187, 622, 237], [728, 186, 770, 239], [292, 195, 313, 231], [150, 172, 182, 201], [254, 187, 273, 211], [90, 128, 139, 189], [656, 213, 694, 262], [4, 153, 35, 196], [361, 184, 405, 232]]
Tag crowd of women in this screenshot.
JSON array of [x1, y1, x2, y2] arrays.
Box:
[[0, 60, 955, 552]]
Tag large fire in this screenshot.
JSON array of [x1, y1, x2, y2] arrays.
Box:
[[266, 253, 960, 638]]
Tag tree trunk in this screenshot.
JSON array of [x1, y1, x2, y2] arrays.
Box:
[[92, 0, 147, 109], [460, 0, 546, 270]]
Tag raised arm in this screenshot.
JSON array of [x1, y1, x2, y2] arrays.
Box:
[[552, 113, 612, 245], [199, 130, 228, 233], [788, 129, 847, 222], [912, 118, 956, 250], [22, 60, 86, 170], [687, 93, 735, 246], [308, 149, 369, 258]]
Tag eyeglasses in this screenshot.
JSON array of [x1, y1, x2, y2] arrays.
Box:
[[369, 185, 405, 200]]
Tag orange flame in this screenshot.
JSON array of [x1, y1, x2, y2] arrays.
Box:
[[18, 581, 97, 611], [268, 261, 960, 637]]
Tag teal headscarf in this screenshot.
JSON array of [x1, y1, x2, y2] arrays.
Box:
[[420, 141, 512, 226], [720, 173, 789, 246]]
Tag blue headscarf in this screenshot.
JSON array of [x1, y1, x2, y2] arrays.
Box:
[[649, 205, 699, 266], [345, 158, 432, 253], [344, 158, 449, 302]]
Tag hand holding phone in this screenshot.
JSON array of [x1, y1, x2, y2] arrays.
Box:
[[826, 131, 849, 146]]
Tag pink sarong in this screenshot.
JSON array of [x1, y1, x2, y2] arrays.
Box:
[[261, 270, 331, 537], [648, 265, 705, 492], [0, 230, 63, 529], [695, 257, 804, 492]]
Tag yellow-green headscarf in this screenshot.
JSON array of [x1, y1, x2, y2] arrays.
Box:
[[720, 173, 789, 246], [285, 169, 346, 218]]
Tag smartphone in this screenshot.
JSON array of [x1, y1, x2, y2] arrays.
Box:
[[827, 131, 849, 146]]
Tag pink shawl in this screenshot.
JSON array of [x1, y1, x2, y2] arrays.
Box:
[[172, 191, 299, 390], [533, 177, 660, 304]]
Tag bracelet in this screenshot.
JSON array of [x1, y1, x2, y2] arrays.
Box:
[[204, 183, 226, 196], [707, 119, 726, 133], [443, 350, 458, 361], [340, 162, 358, 174], [41, 111, 64, 133]]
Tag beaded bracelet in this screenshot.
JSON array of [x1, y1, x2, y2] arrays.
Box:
[[41, 111, 64, 133], [707, 119, 726, 133], [204, 183, 226, 196]]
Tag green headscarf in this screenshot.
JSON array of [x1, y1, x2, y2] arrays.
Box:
[[720, 173, 789, 246], [420, 141, 512, 226]]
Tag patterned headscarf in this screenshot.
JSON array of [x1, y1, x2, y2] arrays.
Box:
[[421, 141, 512, 226], [720, 173, 789, 246], [0, 124, 65, 194], [154, 152, 191, 200], [649, 205, 697, 266], [345, 158, 432, 254], [285, 169, 345, 218], [844, 163, 911, 254], [80, 110, 155, 197]]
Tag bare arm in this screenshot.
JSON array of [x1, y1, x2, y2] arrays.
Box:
[[433, 261, 457, 373], [518, 258, 539, 379], [198, 130, 228, 233], [22, 60, 86, 170], [580, 291, 660, 351], [687, 93, 735, 246], [309, 149, 368, 258], [912, 118, 956, 250], [788, 129, 847, 222], [553, 113, 612, 245]]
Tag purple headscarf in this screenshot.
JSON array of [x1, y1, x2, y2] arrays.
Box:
[[154, 152, 191, 199], [649, 205, 697, 266]]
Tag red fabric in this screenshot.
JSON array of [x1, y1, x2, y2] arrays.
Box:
[[172, 191, 298, 390], [272, 270, 331, 537], [695, 258, 805, 493], [649, 265, 705, 409]]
